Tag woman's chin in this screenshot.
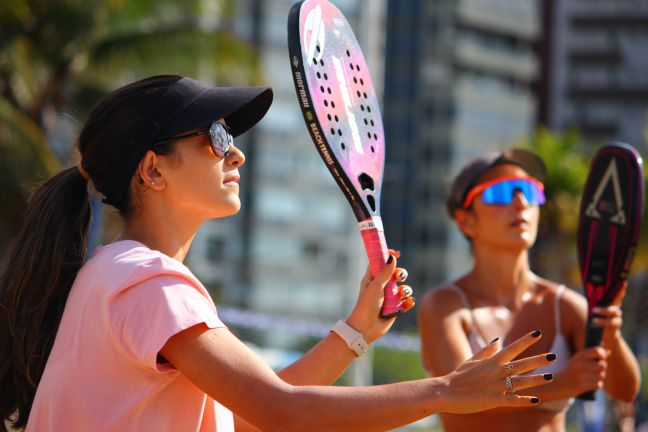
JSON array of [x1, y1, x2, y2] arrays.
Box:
[[219, 200, 241, 217], [202, 198, 241, 220], [489, 236, 535, 252]]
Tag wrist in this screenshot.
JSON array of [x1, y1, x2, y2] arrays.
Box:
[[331, 320, 369, 357], [345, 315, 375, 343], [426, 376, 450, 414], [603, 329, 623, 347]]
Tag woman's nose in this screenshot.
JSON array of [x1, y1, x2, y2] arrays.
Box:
[[226, 144, 245, 167], [511, 190, 529, 208]]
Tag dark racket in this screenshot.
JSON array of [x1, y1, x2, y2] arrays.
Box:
[[577, 142, 644, 400], [287, 0, 409, 317]]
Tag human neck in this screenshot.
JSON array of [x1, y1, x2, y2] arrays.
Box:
[[119, 201, 200, 262], [463, 245, 535, 308]]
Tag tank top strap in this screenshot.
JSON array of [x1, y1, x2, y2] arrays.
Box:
[[447, 283, 473, 311], [554, 285, 566, 334], [447, 283, 487, 352]]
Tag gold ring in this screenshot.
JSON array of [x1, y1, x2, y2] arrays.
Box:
[[504, 362, 514, 375]]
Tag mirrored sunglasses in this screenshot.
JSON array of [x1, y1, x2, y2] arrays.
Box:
[[154, 122, 233, 158], [462, 176, 546, 208]]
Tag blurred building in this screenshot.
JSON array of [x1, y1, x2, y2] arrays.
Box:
[[539, 0, 648, 149], [381, 0, 542, 290], [188, 0, 387, 322], [188, 0, 548, 322]]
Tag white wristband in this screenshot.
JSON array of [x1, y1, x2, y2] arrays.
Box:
[[331, 320, 368, 357]]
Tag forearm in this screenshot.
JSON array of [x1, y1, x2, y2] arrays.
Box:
[[604, 335, 641, 401], [257, 378, 440, 431], [277, 332, 357, 385], [170, 326, 438, 430], [234, 415, 261, 432]]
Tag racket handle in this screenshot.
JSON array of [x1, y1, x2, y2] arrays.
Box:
[[577, 319, 605, 401], [359, 218, 406, 318]]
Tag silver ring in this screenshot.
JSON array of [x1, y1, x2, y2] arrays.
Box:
[[504, 362, 514, 375], [505, 376, 515, 393]]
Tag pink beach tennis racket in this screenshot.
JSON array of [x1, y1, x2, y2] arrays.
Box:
[[577, 142, 644, 400], [287, 0, 409, 317]]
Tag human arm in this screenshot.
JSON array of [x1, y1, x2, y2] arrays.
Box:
[[235, 255, 412, 431], [277, 253, 412, 385], [162, 321, 553, 431], [593, 282, 641, 401]]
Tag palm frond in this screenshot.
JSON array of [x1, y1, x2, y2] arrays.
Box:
[[85, 25, 263, 87], [0, 96, 60, 178]]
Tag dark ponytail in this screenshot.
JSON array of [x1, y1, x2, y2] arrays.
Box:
[[0, 167, 90, 429], [0, 74, 182, 430]]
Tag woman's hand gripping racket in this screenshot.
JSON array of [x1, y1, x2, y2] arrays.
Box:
[[288, 0, 411, 318], [577, 142, 644, 400]]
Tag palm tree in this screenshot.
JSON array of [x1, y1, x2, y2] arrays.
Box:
[[0, 0, 262, 251]]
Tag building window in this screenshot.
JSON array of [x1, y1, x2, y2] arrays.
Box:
[[207, 237, 226, 263]]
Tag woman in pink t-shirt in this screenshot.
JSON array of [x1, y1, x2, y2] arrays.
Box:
[[2, 75, 556, 431]]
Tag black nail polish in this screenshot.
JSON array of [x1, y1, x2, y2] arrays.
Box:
[[530, 397, 540, 404], [546, 353, 556, 361], [531, 329, 542, 338], [543, 373, 553, 381], [490, 337, 499, 344], [386, 256, 393, 264]]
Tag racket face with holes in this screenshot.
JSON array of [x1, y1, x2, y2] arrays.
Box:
[[288, 0, 384, 222], [578, 142, 644, 313]]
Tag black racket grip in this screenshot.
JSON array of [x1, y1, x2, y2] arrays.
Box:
[[577, 319, 605, 401]]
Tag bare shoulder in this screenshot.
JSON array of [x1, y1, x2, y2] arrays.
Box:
[[558, 285, 587, 313], [535, 277, 588, 329], [419, 282, 466, 320]]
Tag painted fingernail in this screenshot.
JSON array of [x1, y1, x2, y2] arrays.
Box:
[[490, 337, 499, 344], [397, 270, 408, 282], [546, 353, 556, 361], [543, 373, 553, 381], [386, 256, 393, 264], [531, 397, 540, 404], [402, 296, 415, 310], [389, 249, 401, 258], [531, 330, 542, 338], [401, 286, 413, 298]]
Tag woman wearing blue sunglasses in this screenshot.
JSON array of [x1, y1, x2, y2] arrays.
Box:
[[418, 149, 640, 432]]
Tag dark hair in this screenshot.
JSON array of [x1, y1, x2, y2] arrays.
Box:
[[0, 75, 180, 430]]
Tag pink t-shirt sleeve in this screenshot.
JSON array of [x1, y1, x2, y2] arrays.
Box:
[[109, 275, 225, 372]]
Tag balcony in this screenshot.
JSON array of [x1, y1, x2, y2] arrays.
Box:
[[568, 46, 622, 66], [457, 0, 540, 40], [454, 36, 539, 81]]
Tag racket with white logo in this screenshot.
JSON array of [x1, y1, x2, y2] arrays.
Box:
[[287, 0, 409, 317], [577, 142, 644, 400]]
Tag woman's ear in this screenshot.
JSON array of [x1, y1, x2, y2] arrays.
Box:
[[454, 208, 477, 239], [137, 150, 165, 190]]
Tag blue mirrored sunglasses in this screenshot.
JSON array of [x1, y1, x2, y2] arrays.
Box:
[[463, 176, 546, 208], [154, 122, 233, 158]]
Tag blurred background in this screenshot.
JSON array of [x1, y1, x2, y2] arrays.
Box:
[[1, 0, 648, 430]]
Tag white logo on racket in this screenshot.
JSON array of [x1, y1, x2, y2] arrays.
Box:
[[304, 5, 325, 64], [332, 57, 363, 155], [586, 159, 626, 224]]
